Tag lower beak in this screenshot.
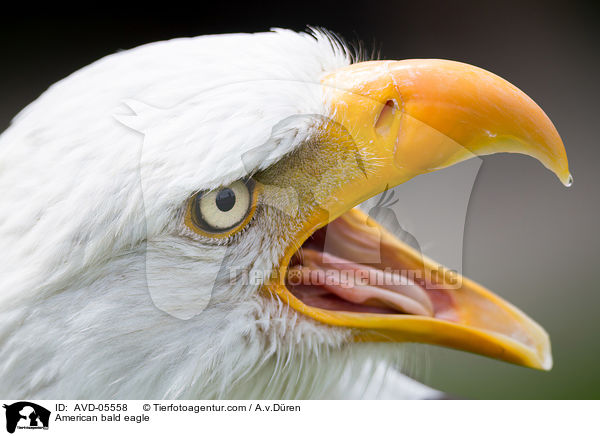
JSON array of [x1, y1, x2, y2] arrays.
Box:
[[262, 59, 570, 370]]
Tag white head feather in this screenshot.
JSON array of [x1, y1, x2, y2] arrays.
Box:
[[0, 29, 439, 399]]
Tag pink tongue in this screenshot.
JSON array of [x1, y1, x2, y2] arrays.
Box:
[[288, 249, 434, 317]]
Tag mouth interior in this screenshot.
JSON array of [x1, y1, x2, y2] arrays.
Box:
[[285, 209, 459, 321]]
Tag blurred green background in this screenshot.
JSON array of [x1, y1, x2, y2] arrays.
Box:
[[2, 1, 598, 398]]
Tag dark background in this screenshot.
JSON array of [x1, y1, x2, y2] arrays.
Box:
[[1, 1, 598, 398]]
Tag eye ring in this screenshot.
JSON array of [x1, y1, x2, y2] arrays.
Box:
[[185, 179, 258, 239]]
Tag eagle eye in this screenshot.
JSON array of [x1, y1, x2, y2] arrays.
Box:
[[186, 179, 257, 238]]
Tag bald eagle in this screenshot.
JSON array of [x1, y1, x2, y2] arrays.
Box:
[[0, 29, 570, 399]]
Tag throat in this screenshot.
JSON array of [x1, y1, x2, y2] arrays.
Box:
[[285, 211, 458, 320]]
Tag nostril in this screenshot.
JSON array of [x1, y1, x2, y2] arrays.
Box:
[[374, 99, 397, 136]]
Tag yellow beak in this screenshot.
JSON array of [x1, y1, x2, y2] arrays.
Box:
[[262, 59, 570, 370]]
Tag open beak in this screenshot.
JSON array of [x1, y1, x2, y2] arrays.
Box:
[[261, 59, 570, 370]]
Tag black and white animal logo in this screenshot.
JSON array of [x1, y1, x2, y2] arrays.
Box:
[[3, 402, 50, 434]]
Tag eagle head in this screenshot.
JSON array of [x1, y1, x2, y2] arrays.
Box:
[[0, 29, 570, 399]]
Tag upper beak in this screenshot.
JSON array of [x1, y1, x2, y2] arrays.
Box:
[[262, 59, 570, 370], [323, 59, 571, 189]]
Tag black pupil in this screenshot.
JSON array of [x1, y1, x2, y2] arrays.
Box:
[[215, 188, 236, 212]]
